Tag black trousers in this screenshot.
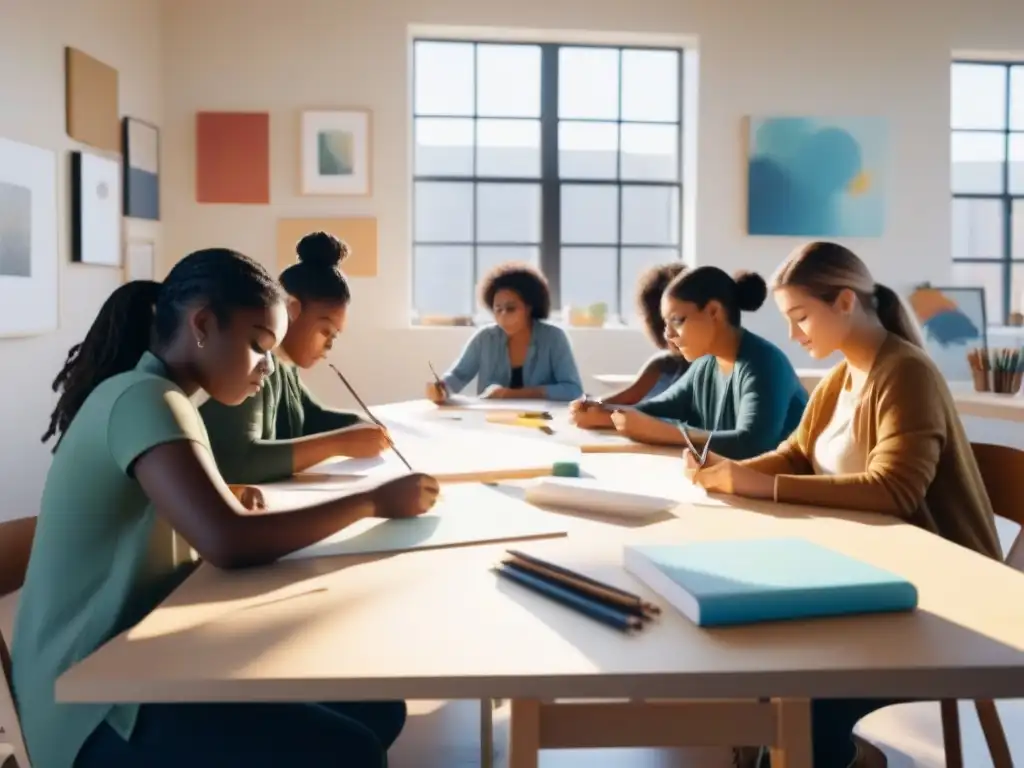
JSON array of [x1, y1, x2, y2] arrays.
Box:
[[75, 700, 407, 767]]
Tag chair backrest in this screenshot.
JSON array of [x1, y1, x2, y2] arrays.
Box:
[[971, 442, 1024, 570], [0, 516, 35, 768]]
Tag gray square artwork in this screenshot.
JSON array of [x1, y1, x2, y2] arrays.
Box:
[[0, 180, 31, 277]]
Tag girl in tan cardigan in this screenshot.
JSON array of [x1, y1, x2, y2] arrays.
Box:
[[688, 241, 1001, 767]]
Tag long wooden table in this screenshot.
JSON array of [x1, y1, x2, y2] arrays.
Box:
[[56, 403, 1024, 767]]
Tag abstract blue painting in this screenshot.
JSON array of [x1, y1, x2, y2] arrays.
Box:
[[747, 116, 887, 237]]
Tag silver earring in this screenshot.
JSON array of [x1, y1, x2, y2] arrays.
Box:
[[196, 338, 205, 349]]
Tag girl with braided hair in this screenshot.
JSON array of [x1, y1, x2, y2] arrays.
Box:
[[14, 248, 436, 768], [201, 231, 390, 484]]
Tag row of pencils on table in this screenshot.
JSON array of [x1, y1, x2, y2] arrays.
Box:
[[492, 549, 660, 633]]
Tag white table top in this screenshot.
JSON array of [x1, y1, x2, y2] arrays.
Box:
[[375, 399, 677, 455], [58, 455, 1024, 706]]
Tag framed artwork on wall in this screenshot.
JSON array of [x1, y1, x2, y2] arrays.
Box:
[[123, 117, 160, 220], [71, 151, 122, 266], [299, 109, 372, 196], [746, 115, 887, 237], [907, 284, 987, 382], [65, 46, 119, 153], [0, 136, 59, 337]]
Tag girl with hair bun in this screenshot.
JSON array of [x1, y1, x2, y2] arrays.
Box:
[[201, 231, 390, 484], [570, 265, 808, 460]]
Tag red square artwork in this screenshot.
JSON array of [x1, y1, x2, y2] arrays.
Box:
[[195, 112, 270, 204]]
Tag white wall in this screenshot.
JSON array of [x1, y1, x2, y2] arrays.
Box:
[[0, 0, 163, 520], [4, 0, 1024, 520], [159, 0, 1024, 408]]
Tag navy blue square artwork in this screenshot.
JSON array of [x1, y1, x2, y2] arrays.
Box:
[[123, 117, 159, 220]]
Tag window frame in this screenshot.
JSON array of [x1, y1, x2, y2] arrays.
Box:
[[951, 58, 1024, 325], [411, 38, 685, 324]]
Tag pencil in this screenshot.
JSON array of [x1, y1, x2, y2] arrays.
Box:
[[505, 549, 660, 615], [493, 563, 643, 632], [501, 555, 656, 619], [428, 361, 443, 387], [327, 363, 414, 472]]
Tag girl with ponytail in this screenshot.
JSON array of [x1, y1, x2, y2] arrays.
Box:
[[201, 231, 390, 484], [16, 248, 435, 768], [687, 241, 1001, 767], [571, 265, 808, 460]]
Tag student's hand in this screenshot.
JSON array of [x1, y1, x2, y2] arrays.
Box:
[[426, 382, 448, 404], [690, 460, 774, 499], [568, 397, 590, 415], [229, 484, 266, 512], [609, 409, 659, 440], [371, 473, 441, 518], [569, 405, 612, 429], [682, 449, 725, 479], [480, 384, 513, 400], [334, 425, 391, 458]]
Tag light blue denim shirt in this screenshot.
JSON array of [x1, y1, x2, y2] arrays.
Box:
[[441, 320, 584, 401]]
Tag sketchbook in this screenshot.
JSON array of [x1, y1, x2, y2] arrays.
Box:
[[278, 483, 567, 561]]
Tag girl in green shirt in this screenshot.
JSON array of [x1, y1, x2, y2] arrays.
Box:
[[13, 248, 437, 768], [200, 232, 389, 484]]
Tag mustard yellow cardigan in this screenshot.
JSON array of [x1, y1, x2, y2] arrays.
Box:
[[741, 333, 1001, 559]]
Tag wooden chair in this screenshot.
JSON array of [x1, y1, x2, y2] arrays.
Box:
[[0, 516, 36, 768], [855, 442, 1024, 767]]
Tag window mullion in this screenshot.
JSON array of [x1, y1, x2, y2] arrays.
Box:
[[540, 44, 561, 309]]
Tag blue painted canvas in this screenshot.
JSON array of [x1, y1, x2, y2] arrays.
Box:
[[747, 116, 887, 237]]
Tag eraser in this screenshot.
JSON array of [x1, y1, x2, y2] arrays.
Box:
[[552, 461, 580, 478]]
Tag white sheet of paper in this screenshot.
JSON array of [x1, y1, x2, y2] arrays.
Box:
[[279, 484, 566, 561], [572, 453, 731, 508], [439, 396, 564, 412], [309, 425, 580, 482]]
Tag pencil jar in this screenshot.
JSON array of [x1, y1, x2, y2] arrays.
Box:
[[967, 347, 1023, 395]]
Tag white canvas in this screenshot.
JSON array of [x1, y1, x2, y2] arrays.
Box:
[[0, 136, 58, 337], [300, 109, 371, 195], [77, 153, 121, 266]]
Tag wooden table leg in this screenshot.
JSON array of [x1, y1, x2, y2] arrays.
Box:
[[769, 698, 813, 768], [508, 699, 541, 768], [481, 698, 494, 768]]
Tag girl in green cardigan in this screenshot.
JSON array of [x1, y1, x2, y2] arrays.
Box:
[[570, 266, 807, 460], [200, 232, 389, 484]]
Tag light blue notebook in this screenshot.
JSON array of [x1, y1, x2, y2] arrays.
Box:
[[624, 538, 918, 627]]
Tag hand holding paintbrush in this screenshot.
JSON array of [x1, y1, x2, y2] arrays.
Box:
[[327, 363, 415, 471]]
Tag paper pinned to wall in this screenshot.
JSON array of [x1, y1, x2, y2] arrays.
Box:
[[279, 483, 566, 561]]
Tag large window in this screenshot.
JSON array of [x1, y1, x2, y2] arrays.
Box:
[[412, 39, 683, 324], [951, 60, 1024, 324]]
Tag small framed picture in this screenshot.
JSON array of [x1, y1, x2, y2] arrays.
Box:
[[299, 109, 372, 196], [71, 150, 122, 266], [125, 239, 156, 281], [123, 117, 160, 220]]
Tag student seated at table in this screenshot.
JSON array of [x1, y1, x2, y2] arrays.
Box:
[[13, 248, 438, 768], [569, 262, 690, 420], [687, 241, 1001, 768], [200, 231, 389, 484], [426, 262, 584, 402], [569, 266, 808, 460]]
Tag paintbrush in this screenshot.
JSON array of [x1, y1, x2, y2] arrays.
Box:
[[327, 362, 414, 471]]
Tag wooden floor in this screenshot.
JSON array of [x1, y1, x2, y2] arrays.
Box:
[[390, 700, 736, 767]]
